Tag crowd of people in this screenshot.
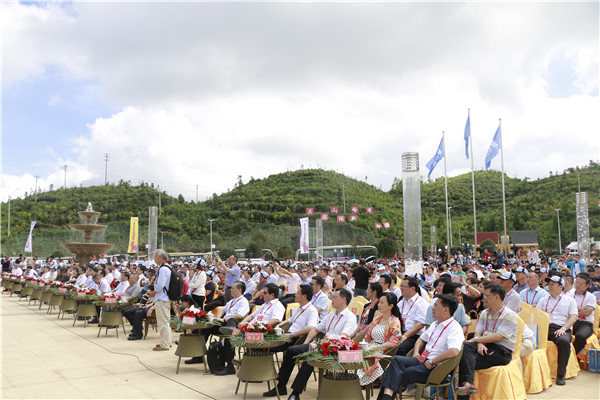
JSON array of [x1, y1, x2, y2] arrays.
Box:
[[2, 247, 599, 399]]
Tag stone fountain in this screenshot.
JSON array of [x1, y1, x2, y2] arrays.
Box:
[[61, 203, 114, 265]]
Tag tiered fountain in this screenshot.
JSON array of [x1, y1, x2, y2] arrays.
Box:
[[61, 203, 114, 265]]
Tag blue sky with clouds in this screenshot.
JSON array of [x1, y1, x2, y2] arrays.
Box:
[[2, 1, 598, 202]]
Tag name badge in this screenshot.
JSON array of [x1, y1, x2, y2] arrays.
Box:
[[257, 315, 264, 322], [182, 316, 196, 325], [245, 332, 264, 343], [417, 350, 430, 363], [339, 350, 363, 363]]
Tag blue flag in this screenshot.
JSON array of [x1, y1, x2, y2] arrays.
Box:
[[464, 114, 471, 159], [485, 125, 501, 170], [426, 136, 445, 177]]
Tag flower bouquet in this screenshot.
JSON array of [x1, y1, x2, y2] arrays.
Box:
[[95, 293, 123, 305], [170, 306, 220, 329], [295, 335, 373, 373], [228, 321, 289, 348], [69, 287, 100, 301]]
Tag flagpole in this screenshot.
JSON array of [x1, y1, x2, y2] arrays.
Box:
[[468, 109, 478, 257], [499, 119, 507, 238], [443, 131, 450, 262]]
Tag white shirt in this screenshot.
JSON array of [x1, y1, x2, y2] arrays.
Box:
[[41, 271, 52, 280], [317, 308, 358, 338], [288, 303, 319, 335], [503, 289, 521, 313], [96, 278, 111, 294], [104, 273, 114, 287], [12, 267, 24, 277], [520, 286, 549, 306], [114, 281, 130, 295], [189, 270, 207, 296], [567, 291, 596, 324], [75, 274, 87, 288], [310, 290, 330, 321], [537, 294, 578, 327], [112, 269, 121, 281], [398, 293, 428, 335], [251, 299, 285, 324], [154, 264, 172, 302], [283, 272, 300, 295], [267, 274, 279, 285], [243, 278, 256, 296], [419, 317, 464, 363], [223, 295, 250, 320]]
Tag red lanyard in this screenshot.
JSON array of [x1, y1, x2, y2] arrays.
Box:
[[401, 296, 419, 316], [577, 294, 586, 308], [327, 313, 344, 332], [545, 295, 562, 314], [362, 299, 378, 320], [428, 320, 455, 350], [227, 297, 242, 313], [311, 291, 322, 305], [526, 290, 537, 305], [485, 306, 506, 332], [503, 290, 515, 305], [259, 300, 277, 316], [291, 304, 309, 324]]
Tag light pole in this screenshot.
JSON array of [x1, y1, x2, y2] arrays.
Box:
[[555, 209, 562, 254], [160, 231, 164, 249], [448, 206, 453, 248], [208, 219, 215, 257]]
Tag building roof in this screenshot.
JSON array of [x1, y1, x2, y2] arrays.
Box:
[[477, 232, 499, 245]]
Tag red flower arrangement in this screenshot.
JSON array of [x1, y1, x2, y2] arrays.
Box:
[[318, 335, 359, 356], [182, 309, 208, 319], [239, 321, 274, 334]]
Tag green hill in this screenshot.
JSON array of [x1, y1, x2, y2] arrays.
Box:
[[1, 163, 599, 257]]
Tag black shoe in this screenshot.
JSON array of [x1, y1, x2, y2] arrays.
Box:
[[128, 336, 142, 341], [263, 386, 287, 397], [556, 376, 566, 386], [185, 357, 204, 364], [287, 393, 300, 400], [175, 340, 179, 345], [214, 365, 236, 375], [88, 318, 99, 324]]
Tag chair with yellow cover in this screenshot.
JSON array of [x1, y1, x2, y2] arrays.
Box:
[[328, 299, 333, 313], [354, 296, 369, 306], [520, 301, 532, 314], [348, 299, 365, 324], [594, 304, 600, 339], [472, 316, 526, 400], [575, 305, 600, 370], [285, 302, 300, 320], [519, 306, 552, 394]]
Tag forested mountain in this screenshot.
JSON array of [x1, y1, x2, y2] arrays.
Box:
[[1, 162, 599, 257]]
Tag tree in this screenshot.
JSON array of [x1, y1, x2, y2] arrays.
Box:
[[179, 234, 193, 252], [377, 238, 398, 258], [218, 247, 236, 259], [245, 242, 262, 258], [251, 229, 268, 249], [480, 239, 496, 254], [277, 244, 294, 259]]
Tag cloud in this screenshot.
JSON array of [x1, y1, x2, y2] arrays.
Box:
[[1, 1, 598, 203]]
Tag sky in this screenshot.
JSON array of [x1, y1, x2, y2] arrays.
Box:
[[2, 1, 599, 203]]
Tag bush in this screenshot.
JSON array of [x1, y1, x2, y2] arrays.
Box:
[[377, 238, 398, 258], [277, 244, 294, 259], [245, 242, 262, 258], [218, 247, 236, 259]]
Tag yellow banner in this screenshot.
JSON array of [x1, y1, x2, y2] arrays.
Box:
[[127, 217, 139, 253]]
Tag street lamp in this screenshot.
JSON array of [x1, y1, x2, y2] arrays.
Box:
[[555, 209, 562, 254], [208, 219, 215, 258]]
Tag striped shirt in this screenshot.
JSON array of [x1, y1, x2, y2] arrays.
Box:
[[475, 306, 518, 351]]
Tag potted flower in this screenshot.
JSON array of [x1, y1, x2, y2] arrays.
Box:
[[295, 335, 372, 373]]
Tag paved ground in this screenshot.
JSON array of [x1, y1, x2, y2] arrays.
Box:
[[1, 292, 598, 399]]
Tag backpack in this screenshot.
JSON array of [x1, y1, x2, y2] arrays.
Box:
[[206, 341, 226, 373], [159, 264, 184, 301]]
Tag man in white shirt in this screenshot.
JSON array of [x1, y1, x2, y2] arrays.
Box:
[[513, 266, 529, 293], [274, 262, 300, 307], [536, 275, 578, 385], [89, 273, 111, 294], [241, 267, 256, 299], [378, 294, 464, 400], [146, 249, 172, 352], [238, 283, 285, 328], [188, 261, 207, 309], [519, 271, 548, 306], [564, 275, 575, 296], [498, 272, 521, 313], [397, 276, 429, 356], [527, 247, 539, 266], [271, 288, 357, 400], [309, 275, 330, 321], [113, 272, 131, 295], [74, 267, 88, 288], [567, 273, 596, 356]]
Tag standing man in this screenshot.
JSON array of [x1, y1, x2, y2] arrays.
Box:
[[217, 255, 240, 302], [566, 273, 596, 357], [352, 259, 371, 298], [457, 284, 518, 395], [536, 275, 578, 385], [146, 249, 172, 352]]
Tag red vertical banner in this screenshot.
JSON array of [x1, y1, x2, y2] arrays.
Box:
[[375, 223, 382, 230], [366, 207, 374, 214], [320, 214, 329, 221], [351, 206, 359, 214], [306, 208, 314, 215], [330, 207, 339, 214], [383, 222, 391, 228], [337, 215, 345, 223], [349, 215, 358, 221]]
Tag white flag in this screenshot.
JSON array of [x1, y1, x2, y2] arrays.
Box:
[[24, 221, 37, 253], [299, 217, 309, 254]]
